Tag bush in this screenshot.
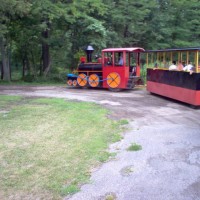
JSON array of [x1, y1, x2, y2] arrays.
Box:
[[23, 74, 35, 82]]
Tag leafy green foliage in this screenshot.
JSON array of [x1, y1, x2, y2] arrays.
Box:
[[0, 0, 200, 81], [145, 0, 200, 48]]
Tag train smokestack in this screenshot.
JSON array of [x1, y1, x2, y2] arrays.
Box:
[[85, 45, 94, 62]]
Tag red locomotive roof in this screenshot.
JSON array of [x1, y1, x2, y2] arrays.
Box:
[[102, 47, 145, 52]]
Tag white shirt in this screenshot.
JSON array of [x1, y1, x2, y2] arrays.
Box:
[[169, 64, 177, 70], [183, 64, 193, 71]]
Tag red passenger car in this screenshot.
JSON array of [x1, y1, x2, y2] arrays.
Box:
[[146, 47, 200, 106]]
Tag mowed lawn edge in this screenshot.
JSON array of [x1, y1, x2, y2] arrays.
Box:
[[0, 95, 127, 200]]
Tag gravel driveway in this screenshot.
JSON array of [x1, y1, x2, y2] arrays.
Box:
[[0, 85, 200, 200]]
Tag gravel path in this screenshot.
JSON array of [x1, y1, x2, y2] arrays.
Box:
[[0, 85, 200, 200]]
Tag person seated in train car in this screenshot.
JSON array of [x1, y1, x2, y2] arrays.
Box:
[[169, 61, 177, 70], [104, 56, 112, 65], [183, 61, 194, 74], [130, 65, 136, 76], [118, 55, 123, 65], [177, 61, 184, 71], [183, 61, 194, 71]]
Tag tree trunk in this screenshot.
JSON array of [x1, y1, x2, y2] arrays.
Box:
[[39, 57, 42, 76], [42, 20, 50, 74], [22, 51, 30, 78], [22, 58, 26, 78], [43, 59, 51, 77], [0, 61, 3, 80], [42, 38, 50, 72], [0, 37, 10, 81]]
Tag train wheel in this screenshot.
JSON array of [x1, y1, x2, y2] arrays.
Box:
[[107, 72, 121, 88], [73, 80, 77, 86], [77, 73, 87, 87], [89, 74, 99, 87], [67, 79, 73, 86]]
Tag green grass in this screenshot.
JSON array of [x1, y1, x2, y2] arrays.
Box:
[[0, 95, 125, 200], [0, 80, 65, 86], [127, 143, 142, 151], [117, 119, 129, 125]]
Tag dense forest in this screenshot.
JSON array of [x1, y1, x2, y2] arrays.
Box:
[[0, 0, 200, 82]]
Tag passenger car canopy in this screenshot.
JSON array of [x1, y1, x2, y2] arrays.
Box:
[[102, 47, 145, 53]]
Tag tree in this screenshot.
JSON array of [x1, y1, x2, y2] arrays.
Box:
[[66, 0, 108, 67], [0, 0, 30, 81], [11, 0, 75, 78], [144, 0, 200, 49], [1, 0, 200, 82], [103, 0, 156, 48]]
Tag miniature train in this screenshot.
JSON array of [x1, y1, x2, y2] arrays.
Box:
[[67, 46, 145, 91], [67, 46, 200, 106]]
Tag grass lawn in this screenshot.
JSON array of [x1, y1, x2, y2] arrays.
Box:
[[0, 80, 65, 86], [0, 95, 126, 200]]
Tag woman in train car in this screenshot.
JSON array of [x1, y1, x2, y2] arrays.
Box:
[[177, 61, 184, 71]]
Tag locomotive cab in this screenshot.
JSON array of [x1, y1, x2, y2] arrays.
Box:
[[102, 48, 145, 89]]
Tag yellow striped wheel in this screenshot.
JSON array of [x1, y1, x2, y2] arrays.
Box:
[[73, 80, 77, 86], [89, 74, 99, 87], [107, 72, 121, 88], [77, 73, 87, 87], [67, 79, 73, 86]]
